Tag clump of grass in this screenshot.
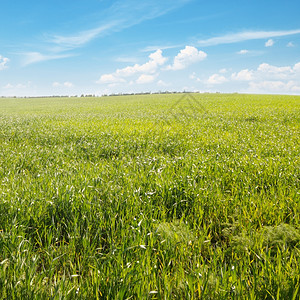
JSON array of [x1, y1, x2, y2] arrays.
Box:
[[229, 223, 300, 255], [156, 220, 194, 246], [262, 223, 300, 248]]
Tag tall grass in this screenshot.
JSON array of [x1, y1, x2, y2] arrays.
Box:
[[0, 93, 299, 299]]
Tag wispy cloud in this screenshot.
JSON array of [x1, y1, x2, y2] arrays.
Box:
[[22, 52, 75, 66], [50, 24, 117, 49], [142, 44, 182, 52], [20, 0, 191, 66], [49, 0, 191, 50], [197, 29, 300, 46]]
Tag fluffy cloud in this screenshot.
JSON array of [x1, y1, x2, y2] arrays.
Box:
[[207, 74, 228, 85], [193, 69, 229, 85], [203, 61, 300, 94], [136, 74, 156, 84], [287, 42, 295, 47], [249, 80, 300, 93], [166, 46, 207, 70], [98, 49, 167, 84], [99, 74, 126, 84], [98, 46, 206, 86], [257, 63, 293, 79], [0, 55, 9, 70], [231, 69, 254, 81], [116, 50, 167, 77], [294, 62, 300, 72], [265, 39, 274, 47], [243, 61, 300, 93]]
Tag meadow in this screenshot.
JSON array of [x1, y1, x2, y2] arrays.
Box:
[[0, 93, 299, 299]]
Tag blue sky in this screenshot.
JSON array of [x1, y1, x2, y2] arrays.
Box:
[[1, 0, 300, 96]]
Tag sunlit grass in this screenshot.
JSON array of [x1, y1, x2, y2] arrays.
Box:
[[0, 93, 299, 299]]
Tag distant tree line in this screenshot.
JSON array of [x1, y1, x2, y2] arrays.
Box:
[[1, 91, 224, 99]]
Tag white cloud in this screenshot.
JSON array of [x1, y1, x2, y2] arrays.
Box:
[[256, 62, 299, 80], [197, 29, 300, 46], [237, 49, 249, 54], [116, 49, 167, 77], [99, 74, 126, 84], [219, 68, 228, 74], [22, 52, 74, 66], [196, 62, 300, 94], [189, 72, 202, 82], [231, 69, 254, 81], [189, 72, 197, 79], [142, 44, 182, 52], [18, 1, 191, 68], [3, 82, 31, 89], [64, 82, 74, 88], [228, 61, 300, 94], [249, 80, 285, 91], [149, 50, 167, 66], [257, 63, 293, 79], [118, 50, 165, 76], [265, 39, 274, 47], [136, 74, 156, 84], [49, 0, 191, 50], [98, 49, 167, 84], [166, 46, 207, 70], [52, 82, 61, 87], [157, 80, 168, 86], [249, 80, 300, 93], [0, 55, 9, 70], [287, 42, 295, 47], [294, 62, 300, 72], [16, 84, 27, 89], [51, 24, 116, 49], [52, 81, 74, 88], [207, 74, 228, 85], [3, 83, 14, 89]]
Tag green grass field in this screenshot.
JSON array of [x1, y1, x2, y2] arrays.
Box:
[[0, 93, 299, 299]]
